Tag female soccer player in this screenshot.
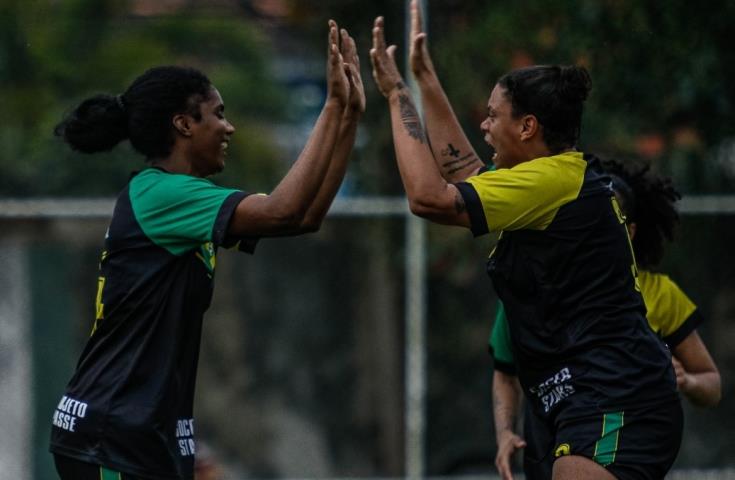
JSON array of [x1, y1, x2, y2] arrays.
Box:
[[370, 3, 682, 479], [490, 159, 721, 479], [49, 21, 364, 480]]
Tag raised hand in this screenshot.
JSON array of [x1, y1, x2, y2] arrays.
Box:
[[409, 0, 436, 81], [340, 28, 366, 114], [327, 20, 350, 107], [370, 16, 406, 98]]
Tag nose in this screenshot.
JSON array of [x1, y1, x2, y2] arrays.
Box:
[[480, 117, 489, 133], [226, 120, 235, 135]]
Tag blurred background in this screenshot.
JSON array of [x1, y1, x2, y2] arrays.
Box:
[[0, 0, 734, 478]]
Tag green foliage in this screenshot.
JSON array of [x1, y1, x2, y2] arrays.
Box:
[[0, 0, 287, 196], [429, 0, 735, 193]]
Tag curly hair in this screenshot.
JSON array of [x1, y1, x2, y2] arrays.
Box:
[[55, 66, 212, 158], [601, 157, 681, 269]]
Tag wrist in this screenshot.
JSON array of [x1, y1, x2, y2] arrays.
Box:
[[325, 96, 347, 110], [415, 70, 440, 88], [343, 106, 363, 120], [496, 427, 516, 440]]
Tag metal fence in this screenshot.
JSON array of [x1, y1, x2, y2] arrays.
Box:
[[1, 195, 733, 479]]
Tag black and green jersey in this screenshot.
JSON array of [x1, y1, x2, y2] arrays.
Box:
[[456, 152, 677, 420], [50, 168, 255, 479]]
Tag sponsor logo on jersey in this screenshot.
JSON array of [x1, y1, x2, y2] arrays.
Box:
[[52, 395, 89, 433], [528, 367, 576, 413], [176, 418, 196, 457]]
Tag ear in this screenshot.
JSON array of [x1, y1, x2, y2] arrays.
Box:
[[172, 114, 193, 137], [519, 114, 539, 141]]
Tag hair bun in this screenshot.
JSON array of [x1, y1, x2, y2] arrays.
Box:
[[55, 94, 129, 153], [559, 65, 592, 102]]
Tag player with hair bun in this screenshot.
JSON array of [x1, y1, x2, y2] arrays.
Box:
[[49, 21, 364, 480]]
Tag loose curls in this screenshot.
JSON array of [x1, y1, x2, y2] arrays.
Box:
[[602, 157, 682, 269]]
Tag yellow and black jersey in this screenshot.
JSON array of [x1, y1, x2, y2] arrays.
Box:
[[456, 152, 677, 419], [639, 270, 701, 347], [50, 168, 256, 479], [490, 271, 703, 372]]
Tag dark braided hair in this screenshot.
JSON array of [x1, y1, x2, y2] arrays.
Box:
[[55, 66, 212, 158], [497, 65, 592, 153], [601, 158, 681, 269]]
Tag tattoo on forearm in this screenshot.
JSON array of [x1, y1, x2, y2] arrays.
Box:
[[454, 191, 466, 214], [444, 154, 482, 174], [398, 94, 426, 143]]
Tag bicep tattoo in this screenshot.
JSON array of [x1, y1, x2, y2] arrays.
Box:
[[454, 190, 467, 214], [397, 94, 427, 143]]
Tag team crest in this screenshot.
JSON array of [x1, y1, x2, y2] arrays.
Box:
[[555, 443, 571, 457], [195, 242, 216, 276]]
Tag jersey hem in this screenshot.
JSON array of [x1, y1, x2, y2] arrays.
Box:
[[50, 444, 191, 480]]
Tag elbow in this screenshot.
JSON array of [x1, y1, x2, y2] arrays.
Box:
[[269, 208, 308, 233], [408, 198, 436, 219], [298, 217, 322, 234], [705, 377, 722, 407]]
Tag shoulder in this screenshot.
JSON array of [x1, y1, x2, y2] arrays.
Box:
[[467, 151, 586, 194], [639, 270, 686, 301]]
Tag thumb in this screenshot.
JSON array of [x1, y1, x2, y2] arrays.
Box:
[[387, 44, 398, 61], [414, 32, 427, 51], [514, 438, 527, 448]]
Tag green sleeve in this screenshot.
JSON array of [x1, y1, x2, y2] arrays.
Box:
[[130, 169, 246, 255], [489, 301, 517, 374]]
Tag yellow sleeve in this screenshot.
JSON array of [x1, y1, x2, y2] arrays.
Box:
[[462, 152, 587, 232], [639, 271, 698, 338]]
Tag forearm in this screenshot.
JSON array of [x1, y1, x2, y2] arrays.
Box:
[[267, 99, 344, 221], [301, 108, 361, 228], [417, 76, 483, 182], [681, 371, 722, 407], [387, 87, 453, 210], [493, 371, 522, 440]]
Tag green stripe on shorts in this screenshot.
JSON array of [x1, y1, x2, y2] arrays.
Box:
[[100, 466, 122, 480], [593, 411, 624, 466]]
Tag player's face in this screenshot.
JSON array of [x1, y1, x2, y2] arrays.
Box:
[[190, 87, 235, 177], [480, 84, 524, 169]]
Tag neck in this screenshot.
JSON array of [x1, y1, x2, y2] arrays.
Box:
[[150, 147, 199, 177]]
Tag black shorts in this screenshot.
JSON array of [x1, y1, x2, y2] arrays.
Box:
[[54, 454, 144, 480], [551, 399, 683, 480], [522, 404, 554, 480]]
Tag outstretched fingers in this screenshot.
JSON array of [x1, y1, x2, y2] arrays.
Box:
[[410, 0, 424, 39], [339, 28, 365, 113], [327, 19, 349, 105], [370, 16, 405, 98]]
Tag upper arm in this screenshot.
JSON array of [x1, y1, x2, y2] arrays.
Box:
[[672, 331, 719, 375], [407, 182, 472, 229], [228, 192, 320, 237]]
